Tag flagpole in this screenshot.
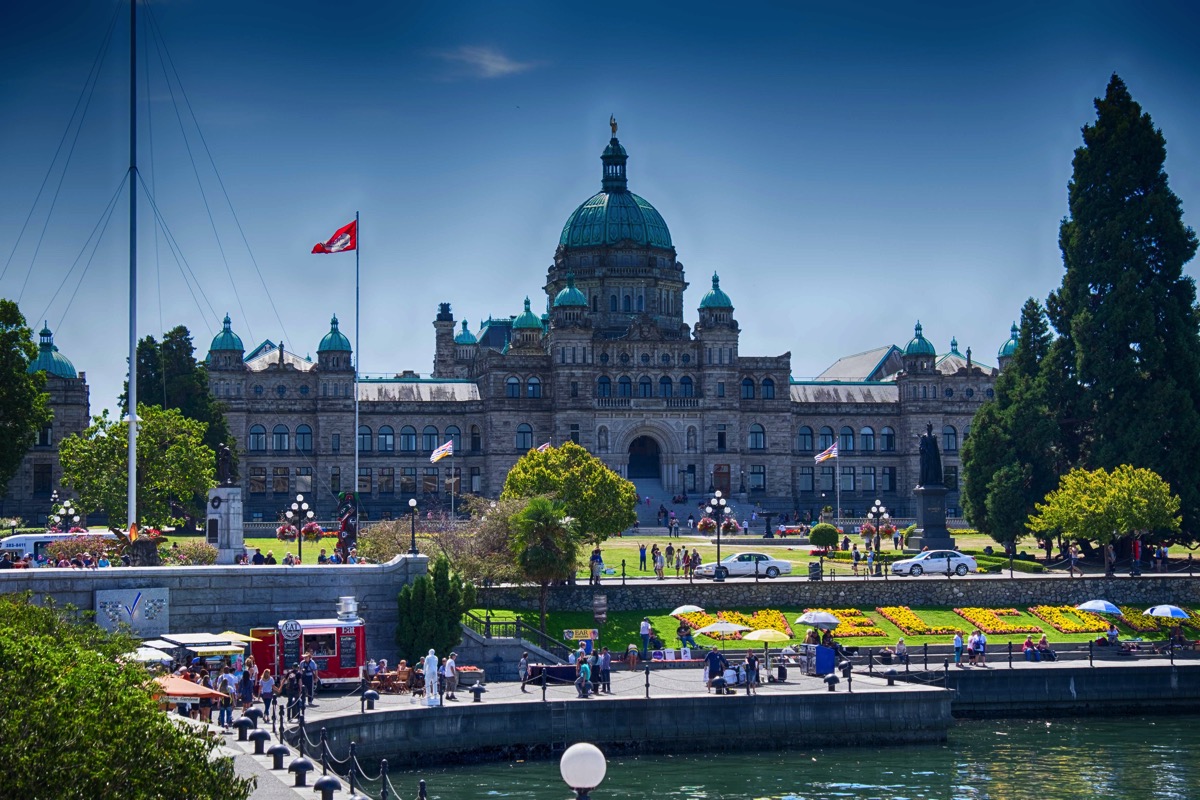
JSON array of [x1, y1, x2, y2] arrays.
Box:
[[126, 0, 138, 533], [354, 210, 360, 529], [835, 454, 841, 529], [450, 452, 455, 523]]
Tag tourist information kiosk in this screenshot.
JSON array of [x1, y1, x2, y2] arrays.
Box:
[[250, 596, 366, 686]]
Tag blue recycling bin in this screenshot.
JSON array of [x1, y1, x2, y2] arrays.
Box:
[[814, 645, 836, 676]]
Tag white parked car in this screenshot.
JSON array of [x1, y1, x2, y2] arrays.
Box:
[[694, 552, 792, 580], [891, 549, 977, 577]]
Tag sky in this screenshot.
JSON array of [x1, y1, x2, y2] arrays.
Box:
[[2, 0, 1200, 412]]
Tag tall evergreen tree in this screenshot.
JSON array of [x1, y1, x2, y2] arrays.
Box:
[[1049, 74, 1200, 539], [0, 300, 51, 496]]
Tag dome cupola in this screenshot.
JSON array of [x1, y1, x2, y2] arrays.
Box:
[[998, 322, 1019, 358], [552, 273, 588, 308], [317, 315, 352, 352], [209, 314, 244, 353], [699, 272, 733, 309], [454, 320, 478, 345], [904, 321, 936, 357], [513, 297, 543, 330], [27, 324, 77, 379]]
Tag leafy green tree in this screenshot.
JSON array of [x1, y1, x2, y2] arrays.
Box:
[[509, 496, 579, 632], [500, 441, 637, 546], [58, 404, 216, 529], [1049, 74, 1200, 539], [426, 495, 527, 584], [0, 300, 51, 496], [395, 556, 476, 662], [808, 522, 839, 549], [0, 593, 254, 800]]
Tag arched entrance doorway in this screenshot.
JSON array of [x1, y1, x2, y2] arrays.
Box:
[[627, 436, 661, 479]]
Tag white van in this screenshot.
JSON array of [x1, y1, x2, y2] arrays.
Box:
[[0, 531, 119, 561]]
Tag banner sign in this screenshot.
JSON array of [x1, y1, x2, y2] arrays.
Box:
[[563, 629, 600, 641]]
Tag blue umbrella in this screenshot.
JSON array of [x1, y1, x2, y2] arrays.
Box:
[[1144, 605, 1189, 619], [1075, 600, 1121, 615]]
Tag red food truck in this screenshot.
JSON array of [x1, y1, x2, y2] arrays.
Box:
[[250, 597, 366, 687]]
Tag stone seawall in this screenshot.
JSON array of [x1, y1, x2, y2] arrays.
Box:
[[0, 556, 428, 663], [480, 574, 1200, 613]]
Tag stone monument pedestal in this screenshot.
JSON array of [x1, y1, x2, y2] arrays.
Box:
[[908, 484, 957, 552], [206, 486, 245, 565]]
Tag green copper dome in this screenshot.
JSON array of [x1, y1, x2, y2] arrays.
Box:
[[904, 322, 936, 357], [553, 273, 588, 307], [454, 320, 478, 345], [558, 135, 672, 250], [998, 322, 1019, 358], [699, 272, 733, 309], [949, 337, 962, 356], [317, 315, 352, 352], [513, 297, 542, 330], [27, 325, 77, 379], [209, 314, 244, 353]]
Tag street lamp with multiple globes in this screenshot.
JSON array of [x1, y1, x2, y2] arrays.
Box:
[[286, 493, 314, 562], [560, 742, 607, 800], [407, 497, 419, 555], [706, 490, 732, 579], [867, 499, 888, 576], [53, 498, 80, 531]]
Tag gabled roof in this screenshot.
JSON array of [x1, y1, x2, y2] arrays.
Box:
[[815, 345, 903, 382], [245, 341, 314, 372]]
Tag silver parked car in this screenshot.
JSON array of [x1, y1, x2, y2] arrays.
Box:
[[891, 549, 977, 576], [694, 552, 792, 580]]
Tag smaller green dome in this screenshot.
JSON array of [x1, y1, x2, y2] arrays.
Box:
[[209, 314, 244, 353], [998, 322, 1019, 358], [904, 321, 936, 357], [949, 337, 962, 356], [553, 273, 588, 308], [454, 320, 478, 345], [27, 324, 77, 379], [699, 272, 733, 310], [513, 297, 542, 330], [317, 315, 352, 352]]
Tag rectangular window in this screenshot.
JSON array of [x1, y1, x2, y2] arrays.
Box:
[[861, 466, 876, 492], [422, 468, 439, 495], [330, 466, 341, 494], [841, 466, 855, 492], [881, 429, 895, 451], [272, 467, 289, 494], [881, 467, 896, 492], [820, 466, 834, 491], [470, 467, 481, 493], [379, 467, 395, 494], [296, 467, 313, 493], [32, 463, 52, 494], [716, 425, 727, 452], [36, 425, 52, 447], [944, 465, 959, 491], [358, 467, 372, 493], [749, 465, 766, 491], [570, 381, 578, 398], [716, 381, 725, 398], [569, 424, 580, 444], [798, 466, 814, 492], [401, 467, 417, 494], [331, 433, 340, 453]]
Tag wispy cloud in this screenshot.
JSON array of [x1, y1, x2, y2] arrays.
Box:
[[436, 45, 539, 79]]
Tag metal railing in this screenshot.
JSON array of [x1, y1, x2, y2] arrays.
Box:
[[461, 611, 572, 661]]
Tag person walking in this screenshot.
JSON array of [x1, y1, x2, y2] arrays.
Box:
[[1069, 544, 1080, 577], [217, 667, 236, 730], [282, 666, 301, 720], [300, 652, 319, 706], [443, 652, 459, 701], [852, 544, 861, 575], [518, 652, 530, 693], [259, 669, 276, 720], [745, 649, 759, 695], [599, 647, 612, 694], [704, 647, 728, 692], [638, 543, 647, 571], [953, 630, 964, 668]]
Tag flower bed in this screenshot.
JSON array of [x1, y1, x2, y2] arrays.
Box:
[[955, 607, 1043, 635], [1117, 606, 1161, 633], [718, 609, 794, 638], [1027, 605, 1108, 634], [804, 608, 884, 638], [876, 606, 957, 636]]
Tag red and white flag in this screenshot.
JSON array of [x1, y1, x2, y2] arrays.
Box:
[[537, 442, 552, 452], [311, 220, 357, 254]]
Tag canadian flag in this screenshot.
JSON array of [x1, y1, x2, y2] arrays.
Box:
[[312, 220, 357, 254]]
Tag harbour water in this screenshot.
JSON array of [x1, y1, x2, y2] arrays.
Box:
[[377, 715, 1200, 799]]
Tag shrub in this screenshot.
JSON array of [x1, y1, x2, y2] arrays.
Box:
[[44, 535, 116, 563], [158, 541, 217, 566], [809, 523, 839, 549]]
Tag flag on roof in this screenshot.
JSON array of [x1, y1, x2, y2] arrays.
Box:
[[537, 442, 551, 452], [430, 440, 453, 463], [311, 220, 357, 254], [814, 442, 838, 463]]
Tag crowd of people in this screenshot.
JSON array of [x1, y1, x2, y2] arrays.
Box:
[[165, 651, 323, 730], [637, 542, 705, 579]]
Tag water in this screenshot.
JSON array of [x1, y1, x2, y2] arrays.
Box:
[[370, 716, 1200, 799]]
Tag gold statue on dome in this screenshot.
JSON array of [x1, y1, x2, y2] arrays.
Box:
[[610, 115, 618, 136]]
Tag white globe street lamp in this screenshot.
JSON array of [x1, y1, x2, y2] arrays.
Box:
[[560, 742, 607, 799]]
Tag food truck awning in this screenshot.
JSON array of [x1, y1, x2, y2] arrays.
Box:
[[186, 645, 245, 656], [143, 639, 176, 650]]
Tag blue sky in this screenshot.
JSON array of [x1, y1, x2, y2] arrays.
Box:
[[2, 0, 1199, 411]]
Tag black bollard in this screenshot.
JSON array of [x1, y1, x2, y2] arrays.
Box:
[[419, 779, 428, 799], [268, 741, 290, 770], [233, 715, 254, 742], [645, 665, 651, 699], [249, 728, 271, 755], [380, 760, 389, 800], [943, 659, 949, 687], [923, 642, 929, 670], [868, 649, 874, 674], [541, 668, 547, 702], [1089, 639, 1094, 667], [885, 668, 896, 686], [622, 559, 626, 585], [287, 755, 315, 787], [824, 674, 839, 692], [349, 742, 358, 794], [361, 689, 380, 712], [1008, 642, 1013, 669]]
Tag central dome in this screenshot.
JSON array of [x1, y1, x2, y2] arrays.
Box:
[[558, 135, 672, 250]]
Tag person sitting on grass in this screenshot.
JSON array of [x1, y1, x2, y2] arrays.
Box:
[[677, 621, 698, 650], [1022, 635, 1041, 662]]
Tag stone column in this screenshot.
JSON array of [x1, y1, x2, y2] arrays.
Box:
[[206, 487, 245, 565]]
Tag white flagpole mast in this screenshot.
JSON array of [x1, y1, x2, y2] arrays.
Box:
[[126, 0, 138, 532], [354, 211, 360, 527], [835, 452, 841, 529]]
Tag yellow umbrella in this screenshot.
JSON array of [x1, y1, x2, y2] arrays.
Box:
[[742, 628, 790, 676], [219, 631, 261, 643]]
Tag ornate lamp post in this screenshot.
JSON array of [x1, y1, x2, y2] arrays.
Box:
[[49, 489, 59, 528], [560, 742, 607, 800], [868, 499, 888, 576], [706, 490, 730, 580], [407, 497, 418, 555], [52, 498, 79, 531], [286, 493, 313, 562]]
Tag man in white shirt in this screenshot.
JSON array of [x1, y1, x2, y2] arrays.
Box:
[[443, 652, 459, 701], [640, 617, 652, 658]]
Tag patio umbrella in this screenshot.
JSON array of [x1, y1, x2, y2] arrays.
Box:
[[671, 605, 705, 616], [743, 628, 790, 673], [153, 675, 227, 704], [1075, 600, 1122, 615], [794, 611, 841, 630], [218, 631, 261, 643], [1144, 605, 1189, 619], [128, 646, 174, 663], [695, 621, 752, 651]]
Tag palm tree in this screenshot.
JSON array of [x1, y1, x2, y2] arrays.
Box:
[[510, 497, 579, 632]]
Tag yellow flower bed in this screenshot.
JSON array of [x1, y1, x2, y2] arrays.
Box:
[[719, 609, 795, 637], [1118, 606, 1160, 633], [955, 607, 1043, 635], [804, 608, 884, 638], [876, 606, 957, 636], [1027, 605, 1107, 634]]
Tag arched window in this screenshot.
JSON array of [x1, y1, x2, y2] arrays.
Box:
[[248, 424, 266, 452], [399, 426, 417, 452], [818, 426, 834, 450], [680, 376, 695, 397], [516, 423, 533, 450], [609, 295, 617, 312], [505, 376, 520, 398], [748, 423, 766, 450], [839, 426, 855, 451], [378, 425, 394, 452], [597, 376, 611, 397], [446, 426, 462, 453], [617, 376, 632, 397], [741, 378, 755, 399], [638, 376, 653, 398], [296, 424, 313, 452], [881, 427, 896, 451], [526, 376, 542, 398], [422, 425, 439, 452], [357, 425, 372, 452], [860, 426, 875, 452], [797, 426, 813, 451], [762, 378, 775, 399], [659, 376, 673, 398], [272, 425, 290, 452], [943, 425, 958, 452], [470, 425, 482, 452], [622, 295, 632, 312]]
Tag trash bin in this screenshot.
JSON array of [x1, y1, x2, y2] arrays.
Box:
[[808, 562, 823, 582]]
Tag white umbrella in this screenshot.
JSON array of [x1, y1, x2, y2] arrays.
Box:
[[1144, 605, 1189, 619], [694, 621, 752, 636], [671, 605, 705, 616], [795, 611, 841, 630], [1075, 600, 1122, 615], [128, 646, 174, 663]]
